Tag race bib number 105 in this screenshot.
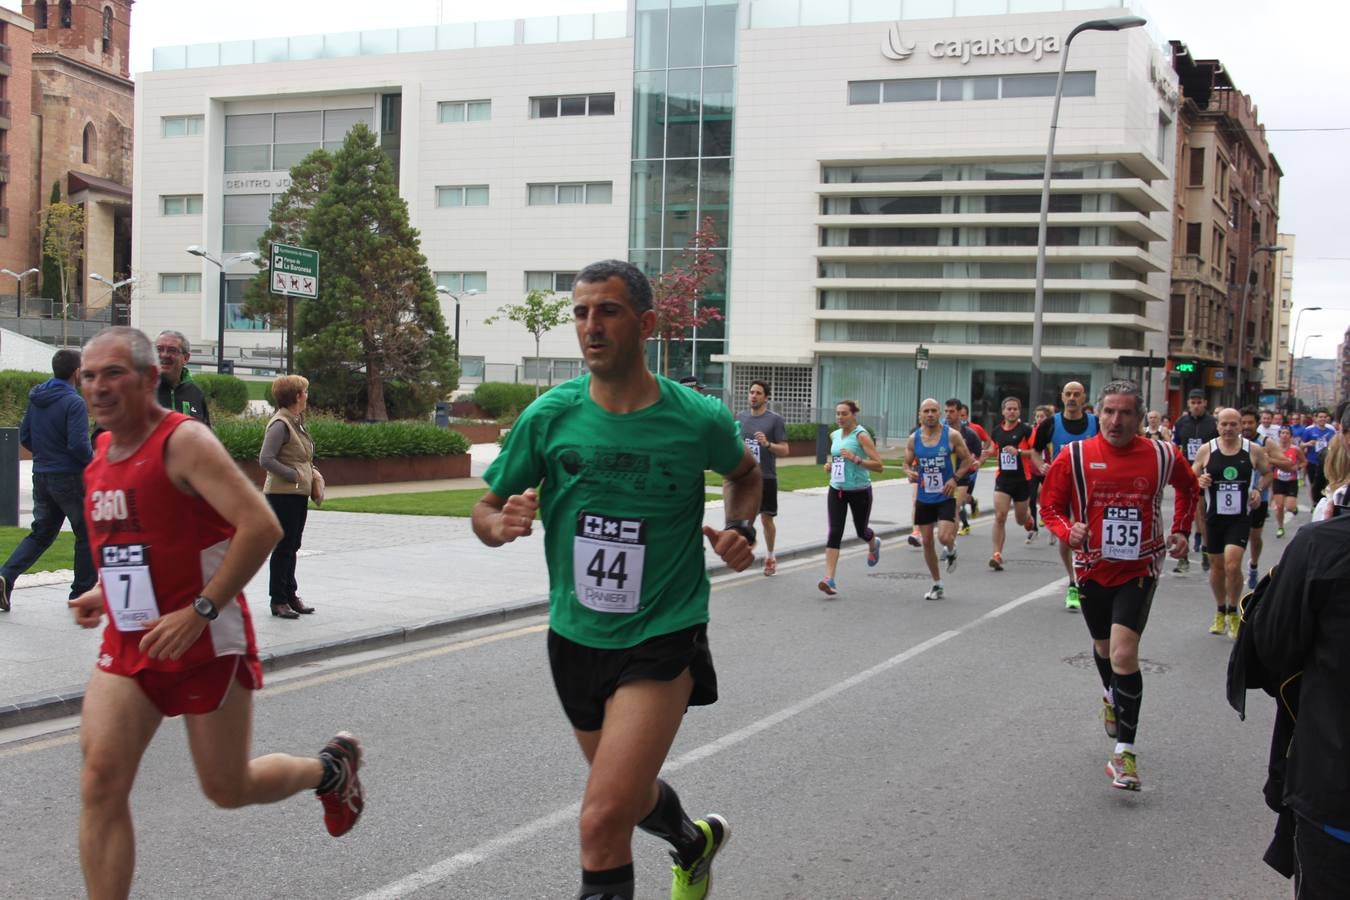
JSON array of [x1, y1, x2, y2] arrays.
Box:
[[99, 543, 160, 632], [573, 512, 646, 614]]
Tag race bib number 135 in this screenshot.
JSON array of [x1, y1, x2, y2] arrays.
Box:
[[573, 512, 646, 614]]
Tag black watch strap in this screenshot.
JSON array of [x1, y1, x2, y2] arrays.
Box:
[[193, 596, 219, 621], [724, 518, 757, 545]]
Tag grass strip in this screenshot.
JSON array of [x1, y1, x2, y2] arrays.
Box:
[[0, 528, 76, 573]]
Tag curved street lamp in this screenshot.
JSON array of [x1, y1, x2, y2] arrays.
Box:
[[186, 246, 261, 373], [1, 267, 39, 316], [1229, 243, 1286, 406], [1295, 333, 1324, 409], [1029, 15, 1147, 408], [435, 285, 479, 361], [89, 273, 137, 327], [1287, 306, 1323, 398]]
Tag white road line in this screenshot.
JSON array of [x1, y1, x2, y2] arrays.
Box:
[[351, 576, 1064, 900]]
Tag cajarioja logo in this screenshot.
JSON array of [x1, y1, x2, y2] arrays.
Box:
[[881, 23, 916, 60]]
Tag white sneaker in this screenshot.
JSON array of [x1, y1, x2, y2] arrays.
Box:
[[924, 585, 944, 601]]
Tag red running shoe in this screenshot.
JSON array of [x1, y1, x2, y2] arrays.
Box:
[[318, 731, 365, 836]]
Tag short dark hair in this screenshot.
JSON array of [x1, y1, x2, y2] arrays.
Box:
[[1239, 406, 1259, 420], [944, 398, 962, 408], [750, 379, 770, 397], [1314, 407, 1330, 417], [574, 259, 653, 314], [52, 348, 81, 381], [1001, 396, 1021, 408]]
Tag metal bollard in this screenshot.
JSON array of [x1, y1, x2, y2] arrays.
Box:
[[0, 428, 18, 526], [815, 423, 830, 465]]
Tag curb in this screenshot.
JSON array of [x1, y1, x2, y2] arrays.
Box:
[[0, 524, 921, 731]]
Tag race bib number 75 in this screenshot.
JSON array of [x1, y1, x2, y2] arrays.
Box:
[[573, 512, 646, 614]]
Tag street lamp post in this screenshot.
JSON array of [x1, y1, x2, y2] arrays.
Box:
[[1, 267, 39, 315], [1287, 306, 1322, 401], [186, 246, 260, 373], [1230, 244, 1285, 407], [434, 285, 478, 361], [89, 273, 137, 327], [1029, 15, 1147, 408], [1295, 334, 1323, 409]]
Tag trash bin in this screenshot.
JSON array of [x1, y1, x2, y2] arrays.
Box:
[[815, 423, 831, 465], [0, 428, 18, 527], [435, 401, 450, 428]]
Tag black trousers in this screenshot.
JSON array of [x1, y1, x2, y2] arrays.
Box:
[[266, 493, 309, 604]]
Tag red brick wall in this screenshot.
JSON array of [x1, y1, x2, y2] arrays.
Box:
[[0, 11, 34, 277]]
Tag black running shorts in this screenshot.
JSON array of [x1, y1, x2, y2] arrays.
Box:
[[760, 477, 778, 517], [1249, 501, 1269, 530], [1079, 577, 1156, 641], [1272, 479, 1298, 498], [914, 498, 957, 526], [1205, 514, 1251, 553], [547, 624, 717, 732], [994, 476, 1030, 503]]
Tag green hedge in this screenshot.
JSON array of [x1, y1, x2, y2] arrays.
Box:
[[0, 370, 54, 427], [473, 382, 551, 418], [194, 373, 250, 417], [786, 422, 827, 442], [213, 414, 470, 461]]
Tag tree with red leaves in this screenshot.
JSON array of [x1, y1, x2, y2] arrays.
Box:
[[650, 216, 723, 378]]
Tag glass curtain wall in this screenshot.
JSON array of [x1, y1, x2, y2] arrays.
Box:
[[631, 0, 737, 391]]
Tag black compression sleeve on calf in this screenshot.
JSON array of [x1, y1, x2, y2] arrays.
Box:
[[637, 779, 705, 867], [1092, 649, 1114, 695], [1113, 670, 1144, 745], [579, 863, 635, 900]]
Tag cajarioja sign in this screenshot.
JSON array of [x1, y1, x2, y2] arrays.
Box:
[[882, 22, 1061, 64]]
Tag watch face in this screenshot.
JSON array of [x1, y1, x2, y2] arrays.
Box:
[[194, 596, 216, 619]]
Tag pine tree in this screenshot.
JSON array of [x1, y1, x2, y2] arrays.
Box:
[[242, 149, 334, 325], [297, 123, 456, 421]]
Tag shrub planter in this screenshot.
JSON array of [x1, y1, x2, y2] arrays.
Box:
[[448, 422, 503, 444], [237, 453, 470, 487], [786, 440, 817, 458]]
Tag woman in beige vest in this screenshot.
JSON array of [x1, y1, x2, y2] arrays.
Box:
[[259, 374, 323, 619]]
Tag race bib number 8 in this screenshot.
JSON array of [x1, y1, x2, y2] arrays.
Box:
[[1101, 507, 1141, 561], [573, 512, 646, 614], [99, 543, 159, 632], [1216, 484, 1242, 515]]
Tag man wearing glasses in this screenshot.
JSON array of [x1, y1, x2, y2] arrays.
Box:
[[155, 330, 211, 425]]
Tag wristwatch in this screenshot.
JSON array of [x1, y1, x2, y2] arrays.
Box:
[[192, 595, 219, 621], [724, 519, 758, 546]]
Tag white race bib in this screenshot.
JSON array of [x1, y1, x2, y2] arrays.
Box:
[[830, 457, 847, 483], [999, 446, 1019, 471], [573, 512, 646, 614], [1276, 465, 1296, 482], [1316, 438, 1329, 453], [1101, 507, 1141, 560], [1216, 483, 1243, 515], [745, 438, 760, 463], [1186, 438, 1203, 461], [99, 544, 159, 632]]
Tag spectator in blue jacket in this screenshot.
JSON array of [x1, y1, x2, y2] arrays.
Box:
[[0, 348, 94, 611]]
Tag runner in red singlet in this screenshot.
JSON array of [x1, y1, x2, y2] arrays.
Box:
[[1040, 380, 1200, 792], [69, 328, 364, 900]]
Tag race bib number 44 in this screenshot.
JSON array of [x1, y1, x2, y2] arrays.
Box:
[[745, 438, 761, 463], [99, 543, 159, 632], [1101, 507, 1142, 561], [573, 512, 646, 614]]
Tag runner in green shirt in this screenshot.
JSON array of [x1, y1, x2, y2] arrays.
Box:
[[473, 259, 760, 900]]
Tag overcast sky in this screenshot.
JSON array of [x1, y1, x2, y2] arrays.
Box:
[[4, 0, 1345, 357]]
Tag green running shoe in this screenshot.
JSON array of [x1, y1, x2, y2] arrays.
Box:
[[1107, 751, 1140, 791], [671, 815, 730, 900], [1064, 584, 1080, 611], [1209, 611, 1226, 635], [1102, 697, 1117, 739]]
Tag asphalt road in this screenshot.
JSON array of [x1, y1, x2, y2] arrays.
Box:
[[0, 514, 1295, 899]]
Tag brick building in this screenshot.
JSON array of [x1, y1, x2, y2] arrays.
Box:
[[21, 0, 133, 317], [1167, 41, 1281, 413], [0, 9, 35, 293]]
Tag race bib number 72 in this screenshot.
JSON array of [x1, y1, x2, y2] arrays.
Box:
[[573, 512, 646, 614]]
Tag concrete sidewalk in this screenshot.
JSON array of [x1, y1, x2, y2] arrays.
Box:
[[0, 451, 1000, 728]]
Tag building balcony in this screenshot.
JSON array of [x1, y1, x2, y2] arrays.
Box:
[[0, 98, 11, 125], [1171, 255, 1226, 292], [0, 44, 11, 75], [0, 152, 10, 183], [0, 206, 9, 238]]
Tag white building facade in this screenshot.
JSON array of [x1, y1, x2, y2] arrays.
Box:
[[133, 0, 1175, 434]]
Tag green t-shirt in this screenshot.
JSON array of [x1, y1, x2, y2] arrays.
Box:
[[483, 373, 746, 649]]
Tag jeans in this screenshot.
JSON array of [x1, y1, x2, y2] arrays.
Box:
[[265, 493, 309, 604], [1, 471, 95, 599]]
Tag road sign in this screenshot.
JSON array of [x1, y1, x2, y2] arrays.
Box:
[[270, 243, 319, 298], [915, 345, 929, 371], [1115, 354, 1164, 368]]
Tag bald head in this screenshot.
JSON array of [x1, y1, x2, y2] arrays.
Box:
[[1061, 381, 1086, 417], [1216, 407, 1240, 441], [919, 397, 941, 428]]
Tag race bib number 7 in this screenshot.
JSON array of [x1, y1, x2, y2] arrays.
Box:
[[99, 543, 160, 632], [573, 512, 646, 614], [1101, 507, 1141, 561]]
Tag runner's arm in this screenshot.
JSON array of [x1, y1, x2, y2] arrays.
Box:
[[1251, 444, 1274, 496], [852, 430, 884, 473], [950, 434, 974, 480], [1036, 454, 1075, 545], [1168, 446, 1201, 536], [472, 488, 539, 547], [904, 435, 917, 480]]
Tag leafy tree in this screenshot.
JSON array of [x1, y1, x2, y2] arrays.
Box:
[[485, 288, 572, 396], [651, 216, 723, 377], [242, 149, 334, 325], [41, 198, 86, 347], [295, 123, 456, 421], [39, 181, 62, 303]]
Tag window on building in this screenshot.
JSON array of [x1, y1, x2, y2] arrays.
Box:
[[59, 0, 71, 28], [847, 72, 1094, 105], [522, 357, 584, 382], [102, 6, 113, 52], [223, 193, 273, 253], [162, 115, 204, 137], [34, 0, 47, 29], [82, 123, 96, 164], [435, 271, 487, 293], [1188, 147, 1205, 186], [525, 271, 578, 293], [529, 93, 616, 118], [435, 185, 489, 208], [1185, 222, 1202, 256], [526, 182, 613, 205], [159, 273, 203, 293], [161, 195, 204, 216], [1156, 112, 1171, 165], [437, 100, 491, 123]]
